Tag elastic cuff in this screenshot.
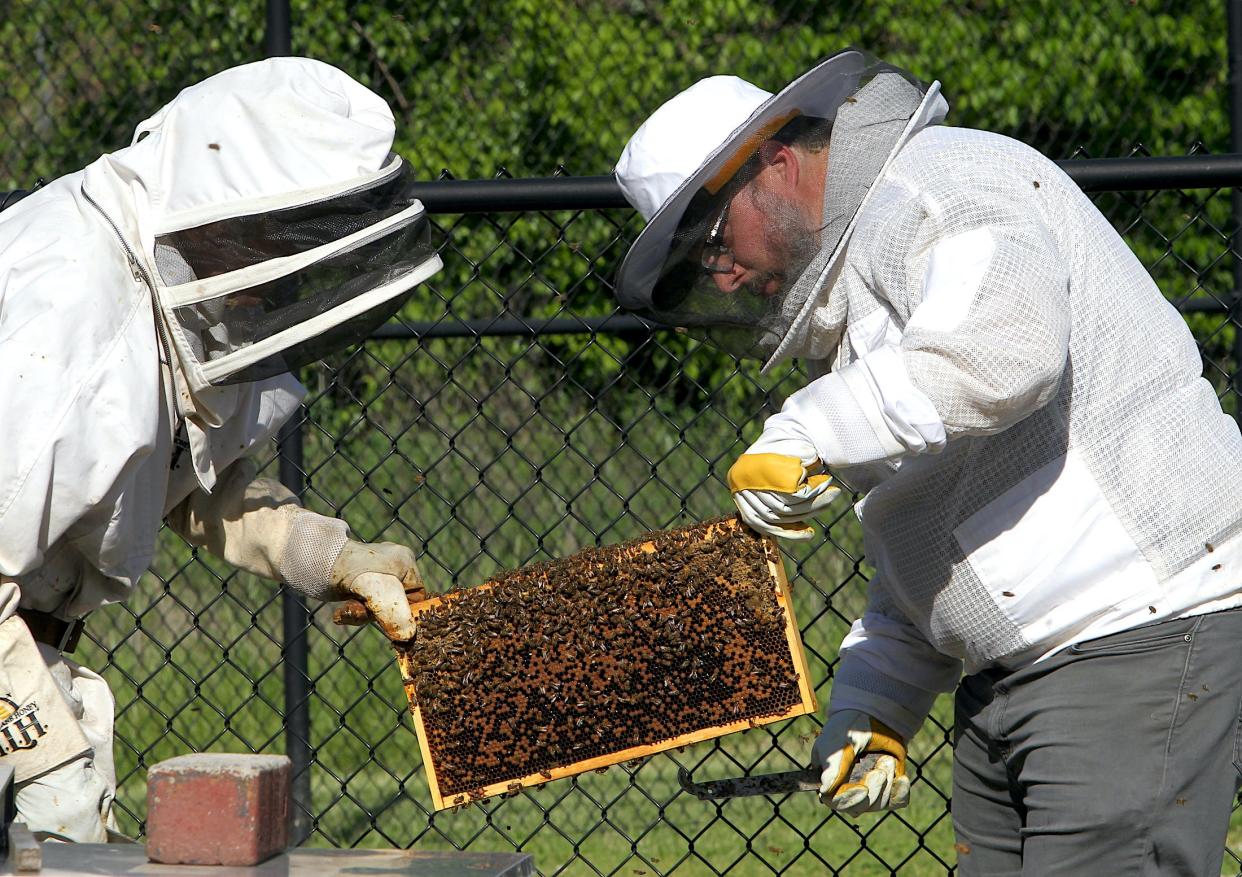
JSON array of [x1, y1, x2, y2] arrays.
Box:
[[277, 513, 350, 600], [784, 374, 895, 468], [828, 671, 938, 743]]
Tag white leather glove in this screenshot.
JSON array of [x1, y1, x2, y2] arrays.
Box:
[[727, 433, 841, 541], [167, 460, 426, 642], [326, 540, 425, 642], [811, 709, 910, 816]]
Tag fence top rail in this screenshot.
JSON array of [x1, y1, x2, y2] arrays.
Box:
[[4, 154, 1242, 216], [402, 154, 1242, 213], [1065, 153, 1242, 192]]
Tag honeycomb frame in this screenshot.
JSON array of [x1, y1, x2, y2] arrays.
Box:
[[395, 517, 817, 810]]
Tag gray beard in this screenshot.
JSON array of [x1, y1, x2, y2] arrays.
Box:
[[745, 186, 820, 300]]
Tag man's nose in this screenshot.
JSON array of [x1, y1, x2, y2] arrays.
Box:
[[711, 265, 747, 295]]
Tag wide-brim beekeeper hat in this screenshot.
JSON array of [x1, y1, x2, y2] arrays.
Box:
[[613, 48, 944, 362]]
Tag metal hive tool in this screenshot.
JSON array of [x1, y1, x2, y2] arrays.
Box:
[[394, 516, 818, 810]]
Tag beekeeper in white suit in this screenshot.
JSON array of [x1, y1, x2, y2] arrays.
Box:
[[0, 57, 441, 841], [614, 48, 1242, 874]]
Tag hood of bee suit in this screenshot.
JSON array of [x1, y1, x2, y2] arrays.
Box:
[[80, 56, 443, 490]]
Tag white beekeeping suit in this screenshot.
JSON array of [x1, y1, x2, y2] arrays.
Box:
[[0, 57, 441, 840], [613, 47, 1242, 820], [756, 119, 1242, 725]]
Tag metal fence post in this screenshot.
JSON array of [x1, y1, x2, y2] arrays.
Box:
[[265, 0, 307, 842], [1230, 0, 1242, 421], [277, 415, 313, 845], [264, 0, 292, 57]]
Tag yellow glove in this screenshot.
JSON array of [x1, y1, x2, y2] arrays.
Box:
[[727, 452, 841, 541], [812, 709, 910, 815]]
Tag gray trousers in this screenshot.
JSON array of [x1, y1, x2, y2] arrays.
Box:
[[953, 606, 1242, 876]]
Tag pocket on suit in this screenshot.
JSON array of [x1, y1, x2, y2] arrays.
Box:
[[953, 449, 1160, 646]]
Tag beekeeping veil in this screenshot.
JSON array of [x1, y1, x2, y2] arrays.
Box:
[[613, 49, 947, 368], [88, 58, 442, 487]]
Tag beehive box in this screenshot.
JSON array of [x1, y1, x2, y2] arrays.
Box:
[[395, 516, 817, 809]]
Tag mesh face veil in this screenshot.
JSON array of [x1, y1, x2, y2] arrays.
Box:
[[153, 157, 440, 387], [614, 50, 946, 364], [90, 57, 446, 433], [649, 145, 825, 360]]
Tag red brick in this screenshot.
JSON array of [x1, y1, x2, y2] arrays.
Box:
[[145, 753, 291, 866]]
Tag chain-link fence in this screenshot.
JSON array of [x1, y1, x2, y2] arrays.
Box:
[[42, 152, 1234, 876], [5, 2, 1242, 875]]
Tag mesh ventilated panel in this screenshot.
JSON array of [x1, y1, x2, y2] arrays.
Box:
[[154, 164, 417, 281], [169, 212, 436, 383]]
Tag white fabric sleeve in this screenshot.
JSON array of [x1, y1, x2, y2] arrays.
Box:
[[898, 201, 1072, 436], [164, 459, 349, 597], [828, 606, 962, 742], [0, 579, 20, 625], [771, 345, 947, 468], [777, 205, 1071, 469]]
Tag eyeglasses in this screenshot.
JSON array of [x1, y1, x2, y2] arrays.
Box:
[[700, 201, 734, 274]]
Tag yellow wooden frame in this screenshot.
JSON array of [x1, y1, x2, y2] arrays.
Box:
[[395, 518, 818, 810]]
